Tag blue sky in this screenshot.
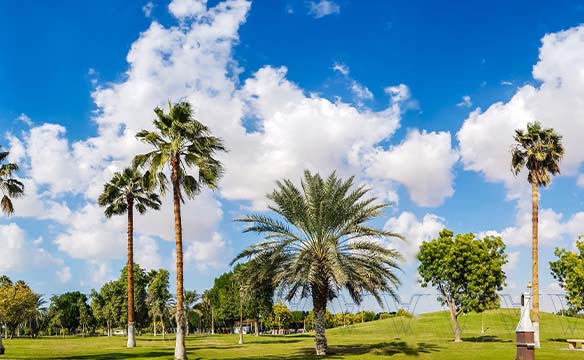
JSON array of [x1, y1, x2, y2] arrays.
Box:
[[1, 0, 584, 313]]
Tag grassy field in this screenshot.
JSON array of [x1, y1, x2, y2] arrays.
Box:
[[2, 310, 584, 359]]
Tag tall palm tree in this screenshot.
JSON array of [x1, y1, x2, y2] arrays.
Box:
[[512, 122, 564, 347], [0, 147, 25, 217], [98, 167, 161, 348], [134, 101, 225, 360], [232, 170, 403, 355]]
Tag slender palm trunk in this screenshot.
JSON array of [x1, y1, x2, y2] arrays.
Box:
[[312, 285, 328, 355], [186, 310, 189, 336], [211, 308, 215, 334], [172, 157, 187, 360], [127, 196, 136, 348], [532, 181, 540, 347], [238, 299, 244, 344], [448, 299, 462, 342]]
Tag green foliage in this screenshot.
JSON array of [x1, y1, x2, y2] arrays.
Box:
[[511, 122, 564, 186], [0, 279, 37, 337], [133, 101, 226, 200], [48, 291, 91, 335], [98, 167, 161, 217], [550, 240, 584, 312], [232, 170, 403, 305], [269, 301, 292, 329], [146, 269, 172, 332], [90, 281, 125, 333], [418, 229, 507, 315], [233, 170, 404, 354], [0, 146, 25, 216], [119, 264, 150, 329]]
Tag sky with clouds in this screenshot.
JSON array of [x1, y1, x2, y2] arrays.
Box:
[[1, 0, 584, 313]]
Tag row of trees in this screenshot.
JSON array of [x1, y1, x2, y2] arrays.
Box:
[[0, 98, 567, 356]]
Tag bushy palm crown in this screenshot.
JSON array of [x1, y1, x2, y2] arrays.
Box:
[[133, 101, 225, 198], [98, 167, 161, 217], [0, 148, 25, 216], [512, 122, 564, 185], [233, 170, 403, 305]]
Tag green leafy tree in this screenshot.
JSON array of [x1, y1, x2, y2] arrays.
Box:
[[417, 229, 507, 342], [0, 280, 36, 340], [98, 167, 161, 347], [146, 269, 172, 338], [271, 301, 292, 329], [90, 282, 125, 336], [0, 146, 25, 216], [134, 101, 226, 360], [512, 121, 564, 346], [207, 271, 240, 332], [48, 292, 90, 336], [550, 239, 584, 313], [77, 297, 93, 336], [233, 170, 403, 355], [119, 264, 151, 333], [234, 262, 274, 336]]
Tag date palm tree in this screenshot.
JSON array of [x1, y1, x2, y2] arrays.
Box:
[[183, 290, 200, 336], [512, 121, 564, 347], [0, 147, 25, 217], [134, 101, 225, 360], [232, 170, 403, 355], [98, 167, 161, 348]]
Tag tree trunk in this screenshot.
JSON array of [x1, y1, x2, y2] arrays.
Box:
[[172, 157, 187, 359], [312, 286, 328, 355], [239, 299, 244, 344], [153, 320, 157, 337], [127, 197, 136, 348], [186, 310, 189, 336], [0, 330, 4, 355], [162, 318, 166, 341], [211, 308, 215, 335], [255, 319, 259, 336], [532, 181, 540, 348], [448, 299, 462, 342]]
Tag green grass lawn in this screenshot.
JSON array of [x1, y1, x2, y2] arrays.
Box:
[[2, 310, 584, 359]]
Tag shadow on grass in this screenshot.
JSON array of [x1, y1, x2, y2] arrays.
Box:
[[226, 341, 442, 359], [461, 336, 512, 343], [45, 350, 172, 359]]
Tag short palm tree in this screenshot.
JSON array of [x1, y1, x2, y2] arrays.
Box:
[[183, 290, 200, 335], [0, 147, 25, 216], [232, 170, 403, 355], [134, 101, 225, 360], [512, 122, 564, 347], [98, 167, 161, 348]]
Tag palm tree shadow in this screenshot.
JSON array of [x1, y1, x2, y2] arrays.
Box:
[[462, 336, 511, 343], [47, 350, 172, 359], [330, 341, 442, 356], [227, 341, 441, 359]]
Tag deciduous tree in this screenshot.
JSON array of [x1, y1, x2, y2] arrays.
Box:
[[417, 229, 507, 342]]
